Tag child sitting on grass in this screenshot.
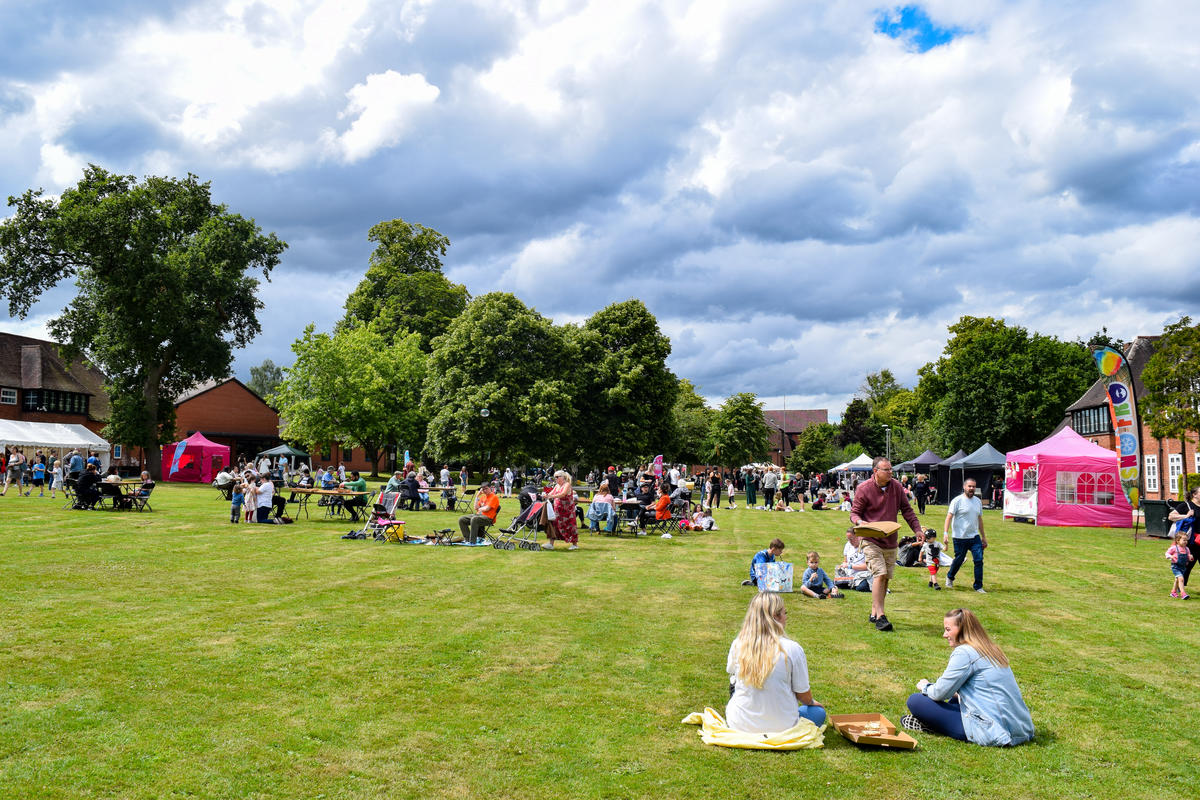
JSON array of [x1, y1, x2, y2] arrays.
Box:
[[919, 529, 943, 590], [742, 538, 785, 586], [1167, 531, 1194, 599], [801, 552, 843, 599]]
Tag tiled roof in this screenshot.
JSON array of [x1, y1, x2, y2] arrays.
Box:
[[0, 332, 110, 421], [763, 409, 828, 433]]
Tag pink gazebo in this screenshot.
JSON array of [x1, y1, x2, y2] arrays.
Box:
[[1003, 427, 1132, 528], [164, 432, 230, 483]]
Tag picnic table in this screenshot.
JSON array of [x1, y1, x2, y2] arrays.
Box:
[[289, 487, 373, 520], [97, 480, 149, 511]]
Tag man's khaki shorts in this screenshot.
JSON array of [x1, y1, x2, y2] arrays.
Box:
[[860, 541, 897, 580]]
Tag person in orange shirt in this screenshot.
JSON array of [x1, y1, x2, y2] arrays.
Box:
[[458, 482, 500, 543], [654, 485, 672, 521]]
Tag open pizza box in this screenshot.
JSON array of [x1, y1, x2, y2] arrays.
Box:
[[853, 521, 900, 538], [829, 713, 917, 749]]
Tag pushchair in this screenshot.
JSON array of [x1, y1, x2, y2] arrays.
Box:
[[347, 492, 404, 541], [490, 496, 546, 550]]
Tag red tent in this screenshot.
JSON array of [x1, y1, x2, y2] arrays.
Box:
[[164, 432, 230, 483]]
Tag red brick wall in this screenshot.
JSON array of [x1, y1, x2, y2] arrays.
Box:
[[174, 381, 280, 439], [1086, 423, 1199, 501]]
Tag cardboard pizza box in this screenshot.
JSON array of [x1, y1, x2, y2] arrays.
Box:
[[829, 713, 917, 750]]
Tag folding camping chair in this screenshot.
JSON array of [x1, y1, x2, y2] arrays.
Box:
[[130, 485, 155, 512]]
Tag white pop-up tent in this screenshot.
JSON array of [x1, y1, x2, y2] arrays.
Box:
[[0, 421, 112, 470]]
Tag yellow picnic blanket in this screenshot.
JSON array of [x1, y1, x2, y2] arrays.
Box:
[[681, 707, 825, 750]]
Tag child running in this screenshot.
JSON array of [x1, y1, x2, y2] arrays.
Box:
[[743, 538, 785, 587], [1167, 531, 1194, 599], [919, 529, 943, 590], [801, 552, 843, 599], [726, 478, 737, 509], [31, 459, 46, 497]]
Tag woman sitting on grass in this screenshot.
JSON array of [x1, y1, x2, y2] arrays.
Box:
[[903, 608, 1034, 746], [726, 593, 826, 734]]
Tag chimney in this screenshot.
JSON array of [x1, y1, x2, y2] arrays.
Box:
[[20, 345, 42, 388]]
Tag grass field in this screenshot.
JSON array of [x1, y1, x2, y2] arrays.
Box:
[[0, 482, 1195, 799]]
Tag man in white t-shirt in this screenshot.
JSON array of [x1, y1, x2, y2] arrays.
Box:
[[255, 476, 275, 523], [668, 466, 681, 488], [943, 478, 987, 592]]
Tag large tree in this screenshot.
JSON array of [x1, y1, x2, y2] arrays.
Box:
[[270, 325, 426, 476], [247, 358, 283, 399], [860, 369, 903, 412], [569, 299, 678, 465], [788, 421, 839, 474], [707, 393, 769, 467], [422, 293, 576, 465], [0, 166, 285, 478], [916, 316, 1094, 453], [1141, 316, 1200, 493], [668, 379, 713, 464], [340, 218, 469, 351]]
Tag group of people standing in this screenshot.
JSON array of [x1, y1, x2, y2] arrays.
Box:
[[1, 448, 99, 498]]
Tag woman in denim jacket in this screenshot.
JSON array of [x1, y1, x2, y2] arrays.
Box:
[[902, 608, 1034, 746]]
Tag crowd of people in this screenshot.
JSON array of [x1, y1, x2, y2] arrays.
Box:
[[0, 447, 104, 499]]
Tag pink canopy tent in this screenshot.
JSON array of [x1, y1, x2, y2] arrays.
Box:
[[1003, 427, 1132, 528], [164, 432, 230, 483]]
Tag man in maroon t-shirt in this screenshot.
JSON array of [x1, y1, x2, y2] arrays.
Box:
[[850, 456, 923, 632]]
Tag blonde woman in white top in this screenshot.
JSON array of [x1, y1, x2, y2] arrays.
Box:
[[725, 592, 826, 733]]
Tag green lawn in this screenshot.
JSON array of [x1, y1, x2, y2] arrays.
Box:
[[0, 484, 1194, 799]]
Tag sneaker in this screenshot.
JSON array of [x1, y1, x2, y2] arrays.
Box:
[[1171, 590, 1181, 598], [661, 532, 672, 539], [900, 714, 925, 733], [927, 581, 934, 589], [874, 615, 894, 632], [541, 542, 554, 550], [868, 614, 877, 624], [636, 530, 647, 537], [934, 584, 942, 590], [945, 578, 954, 589], [975, 588, 987, 594], [568, 544, 578, 550], [741, 580, 754, 586], [1183, 593, 1192, 600]]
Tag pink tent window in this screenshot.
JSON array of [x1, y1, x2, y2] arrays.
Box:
[[1095, 473, 1116, 506], [1076, 473, 1095, 505]]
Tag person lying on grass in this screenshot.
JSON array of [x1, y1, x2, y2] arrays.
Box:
[[726, 592, 826, 733], [902, 608, 1034, 746]]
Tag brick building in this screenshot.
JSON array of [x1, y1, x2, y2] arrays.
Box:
[[763, 409, 829, 466], [1062, 336, 1198, 501], [0, 332, 110, 436]]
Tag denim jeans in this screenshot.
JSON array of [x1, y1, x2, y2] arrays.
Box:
[[906, 693, 966, 740], [947, 535, 984, 590], [798, 704, 826, 726]]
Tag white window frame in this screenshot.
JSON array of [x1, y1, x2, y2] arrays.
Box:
[[1169, 453, 1184, 494], [1146, 455, 1159, 493], [1194, 451, 1200, 476], [1056, 471, 1078, 504], [0, 388, 15, 405]]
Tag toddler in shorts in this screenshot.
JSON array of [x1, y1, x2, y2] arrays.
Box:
[[1167, 531, 1194, 599], [919, 529, 942, 590]]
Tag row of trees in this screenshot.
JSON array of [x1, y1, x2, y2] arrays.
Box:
[[268, 219, 721, 472]]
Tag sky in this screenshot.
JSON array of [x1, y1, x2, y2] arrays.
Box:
[[2, 0, 1199, 419]]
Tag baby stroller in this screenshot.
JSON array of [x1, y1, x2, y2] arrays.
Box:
[[491, 497, 546, 550]]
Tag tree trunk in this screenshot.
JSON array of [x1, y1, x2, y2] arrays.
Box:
[[141, 358, 171, 481]]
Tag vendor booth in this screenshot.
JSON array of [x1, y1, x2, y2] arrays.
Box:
[[895, 449, 942, 474], [1003, 427, 1132, 528], [931, 449, 967, 504], [164, 432, 230, 483], [946, 443, 1006, 500], [0, 421, 111, 470]]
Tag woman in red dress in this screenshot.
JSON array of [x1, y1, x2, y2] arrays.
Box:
[[542, 470, 579, 550]]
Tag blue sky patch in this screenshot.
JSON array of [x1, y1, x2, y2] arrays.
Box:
[[875, 5, 967, 52]]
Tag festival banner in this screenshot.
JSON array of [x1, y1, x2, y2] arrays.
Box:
[[1093, 347, 1141, 505], [168, 439, 188, 477], [652, 455, 663, 477]]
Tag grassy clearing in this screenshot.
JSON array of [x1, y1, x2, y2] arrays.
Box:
[[0, 483, 1194, 799]]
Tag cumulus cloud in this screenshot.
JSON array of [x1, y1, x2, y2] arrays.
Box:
[[323, 70, 440, 162], [2, 0, 1200, 420]]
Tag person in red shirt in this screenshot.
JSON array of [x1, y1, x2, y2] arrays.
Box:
[[458, 482, 500, 543], [654, 486, 672, 521], [849, 457, 923, 633]]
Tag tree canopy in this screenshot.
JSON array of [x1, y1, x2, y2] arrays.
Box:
[[915, 316, 1093, 453], [247, 359, 283, 399], [707, 393, 769, 467], [787, 421, 838, 474], [0, 166, 285, 477], [1141, 316, 1200, 489], [340, 218, 469, 351], [668, 379, 713, 464], [271, 325, 426, 476], [422, 293, 576, 464], [569, 299, 678, 465]]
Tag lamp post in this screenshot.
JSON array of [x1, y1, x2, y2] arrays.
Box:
[[883, 425, 891, 463]]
